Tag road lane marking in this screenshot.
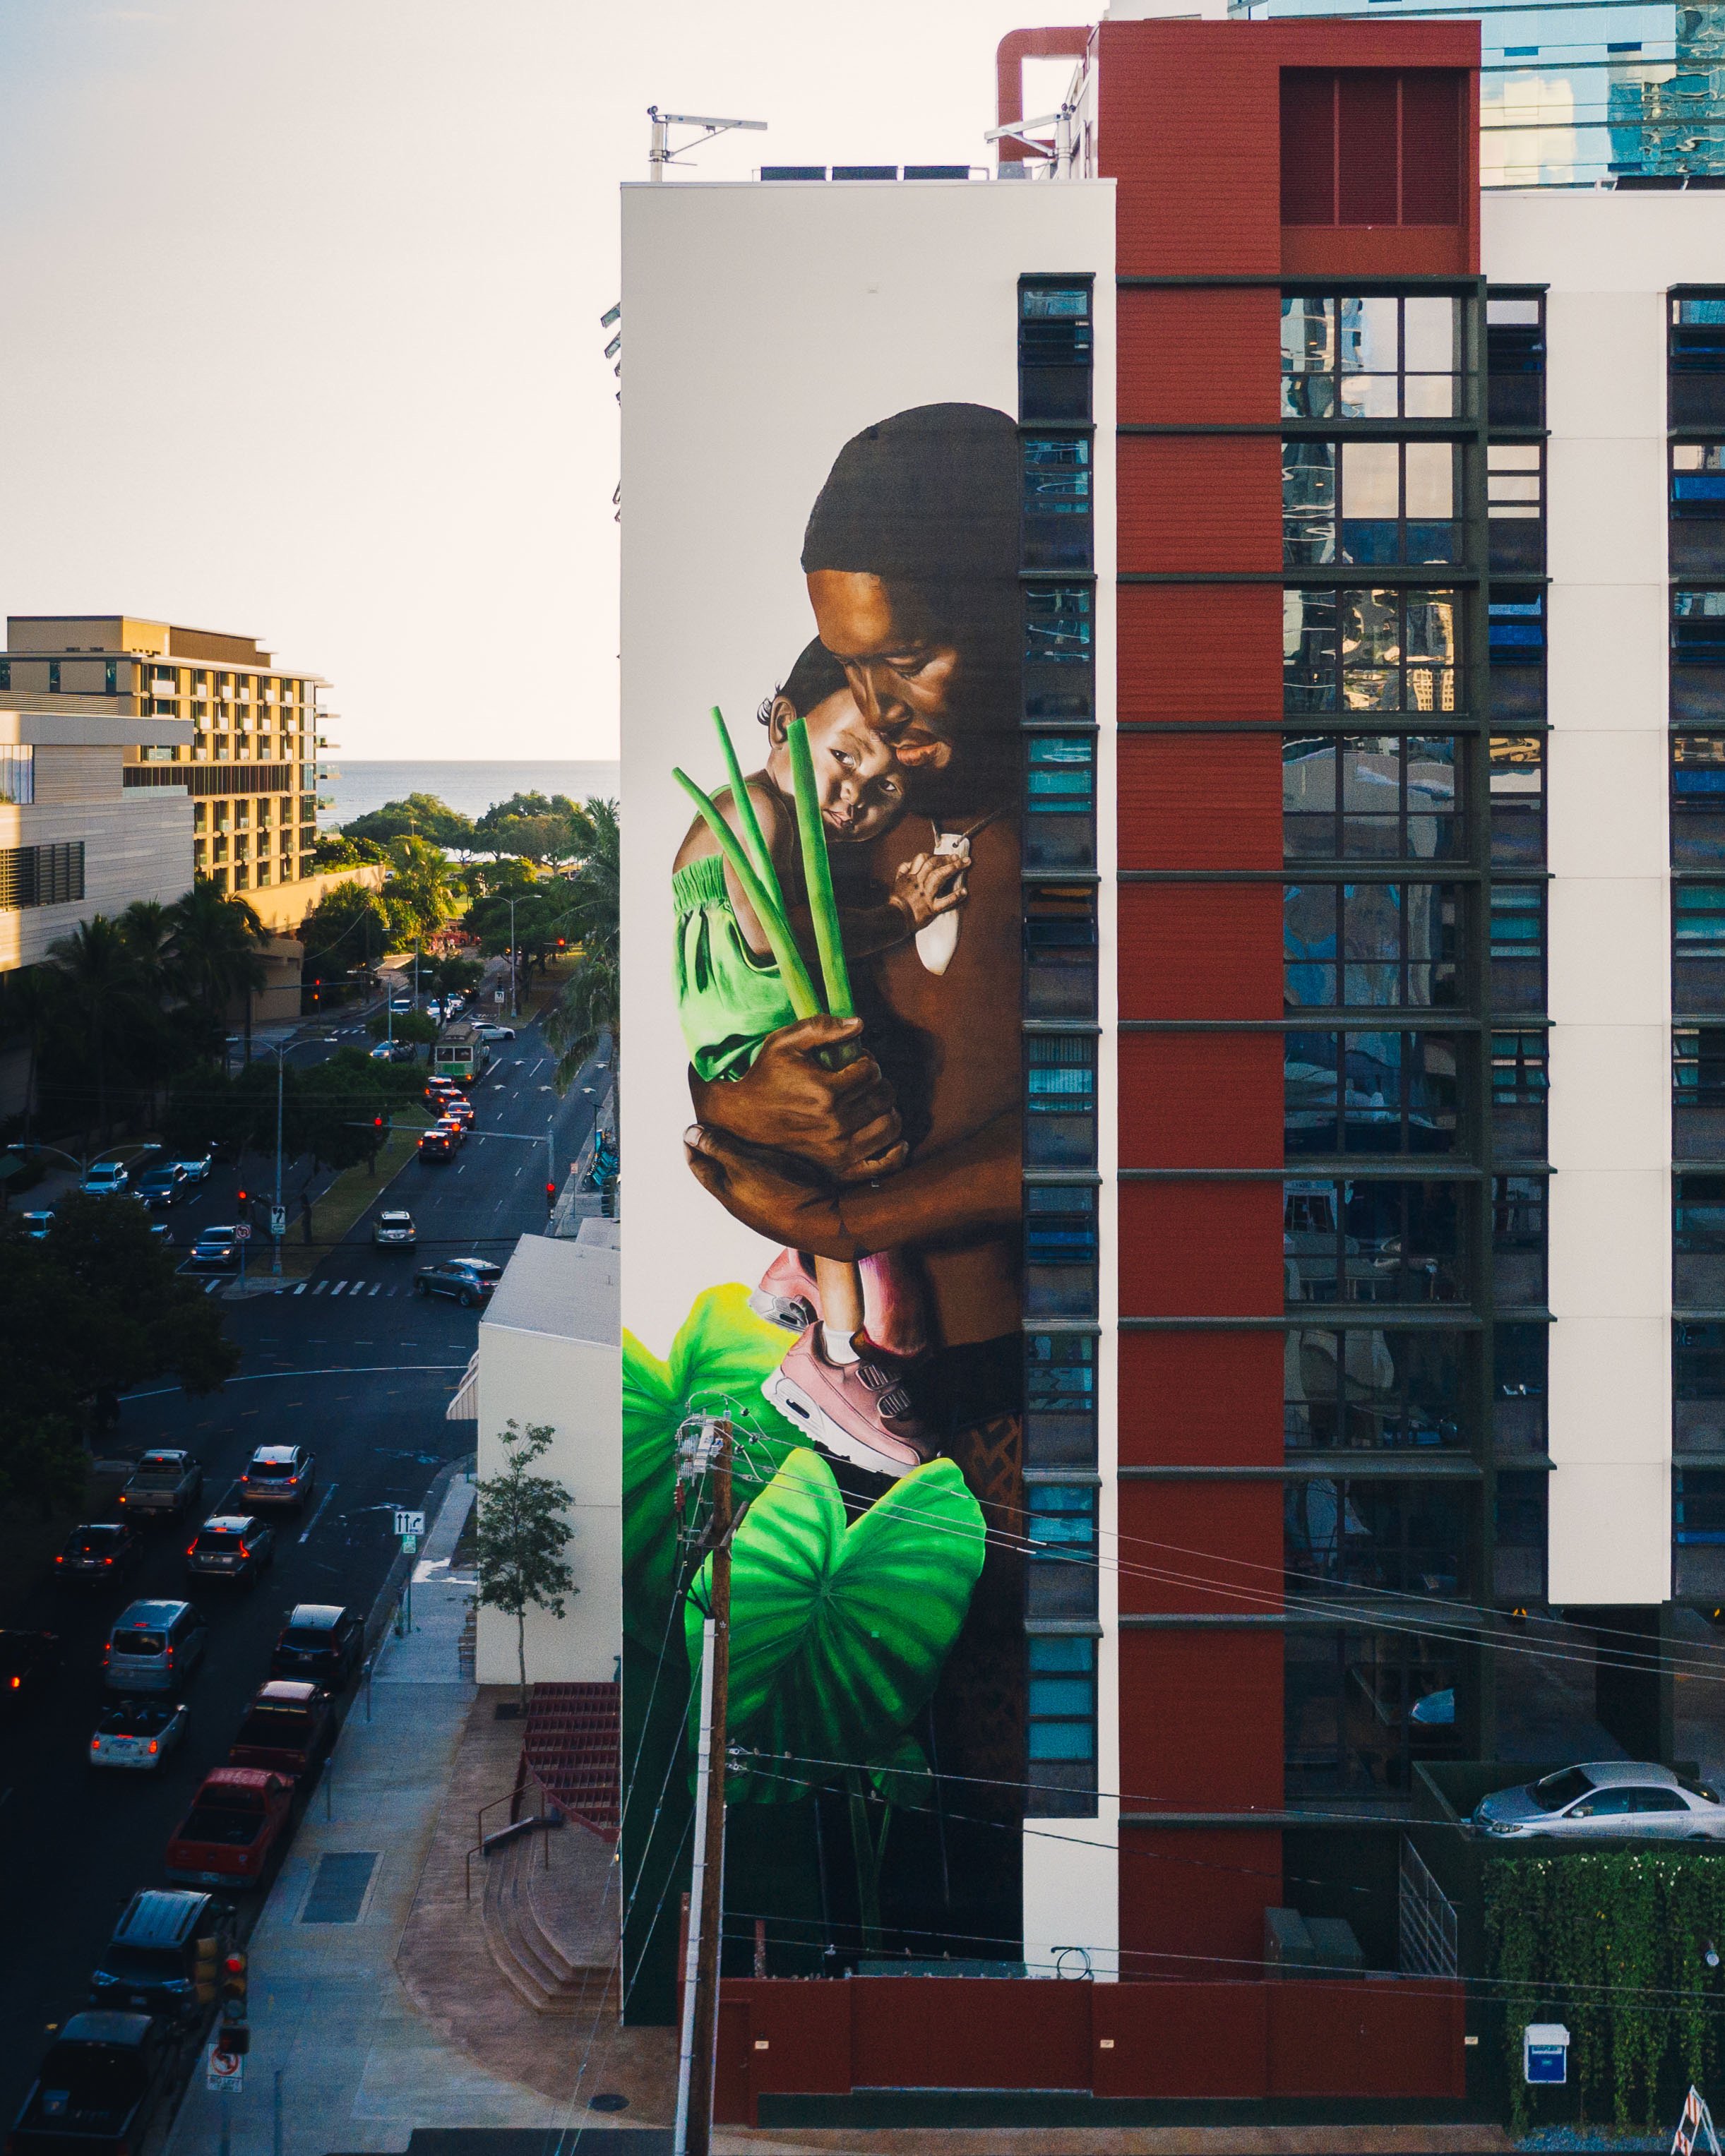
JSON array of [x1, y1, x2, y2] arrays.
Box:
[[299, 1481, 338, 1543]]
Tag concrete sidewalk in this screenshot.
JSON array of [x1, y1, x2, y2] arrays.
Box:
[[164, 1473, 592, 2156]]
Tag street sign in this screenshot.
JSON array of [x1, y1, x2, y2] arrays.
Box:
[[394, 1509, 426, 1538], [206, 2044, 244, 2093], [270, 1205, 287, 1237], [401, 1533, 419, 1555], [1524, 2024, 1570, 2085], [234, 1223, 253, 1243]]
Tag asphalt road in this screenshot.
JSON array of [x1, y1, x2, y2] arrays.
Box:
[[0, 1013, 608, 2126]]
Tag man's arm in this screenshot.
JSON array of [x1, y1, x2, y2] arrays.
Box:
[[684, 1107, 1020, 1263], [688, 1013, 905, 1180]]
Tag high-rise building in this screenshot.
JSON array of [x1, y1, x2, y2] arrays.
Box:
[[614, 8, 1725, 2121], [2, 615, 330, 929]]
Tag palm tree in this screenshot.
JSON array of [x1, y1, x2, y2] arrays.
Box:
[[119, 899, 178, 1004], [47, 916, 145, 1144], [385, 837, 460, 946], [3, 964, 65, 1144], [169, 878, 268, 1060], [544, 799, 619, 1096]]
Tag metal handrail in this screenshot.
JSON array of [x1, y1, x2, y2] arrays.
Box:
[[462, 1763, 557, 1900]]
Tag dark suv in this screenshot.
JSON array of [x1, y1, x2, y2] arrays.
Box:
[[271, 1603, 364, 1685], [87, 1888, 235, 2030], [413, 1257, 501, 1307]]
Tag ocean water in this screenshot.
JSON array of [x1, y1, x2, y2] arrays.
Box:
[[319, 760, 619, 829]]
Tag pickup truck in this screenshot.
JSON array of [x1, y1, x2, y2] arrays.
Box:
[[6, 2011, 177, 2156], [165, 1767, 292, 1888], [117, 1451, 203, 1522]]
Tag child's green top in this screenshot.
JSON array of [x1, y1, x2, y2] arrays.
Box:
[[673, 853, 797, 1082]]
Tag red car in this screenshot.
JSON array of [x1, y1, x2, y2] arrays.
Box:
[[227, 1679, 333, 1781], [165, 1766, 291, 1888]]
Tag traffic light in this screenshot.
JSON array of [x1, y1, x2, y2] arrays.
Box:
[[236, 1189, 248, 1208], [221, 1949, 248, 2023], [544, 1182, 556, 1213]]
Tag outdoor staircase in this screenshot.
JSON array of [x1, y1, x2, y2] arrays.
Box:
[[481, 1817, 619, 2016]]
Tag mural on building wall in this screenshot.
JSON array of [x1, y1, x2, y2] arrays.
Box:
[[623, 404, 1027, 2008]]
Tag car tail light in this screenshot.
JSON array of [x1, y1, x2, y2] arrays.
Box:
[[91, 1735, 100, 1749], [54, 1556, 63, 1566], [147, 1739, 158, 1754], [8, 1675, 18, 1690], [187, 1544, 197, 1557], [102, 1557, 113, 1567]]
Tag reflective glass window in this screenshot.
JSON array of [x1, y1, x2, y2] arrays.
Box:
[[1674, 736, 1725, 866], [1494, 1471, 1547, 1605], [1677, 1319, 1725, 1453], [1022, 435, 1092, 568], [1284, 1030, 1460, 1156], [1490, 734, 1545, 866], [1283, 732, 1460, 861], [1282, 294, 1460, 421], [1026, 1034, 1096, 1167], [1493, 1173, 1547, 1304], [1025, 734, 1094, 869], [1675, 591, 1725, 721], [1026, 1485, 1098, 1618], [1673, 294, 1725, 429], [1488, 441, 1544, 574], [1282, 1176, 1467, 1304], [1027, 1634, 1096, 1816], [1676, 883, 1725, 1013], [1023, 583, 1093, 721], [1283, 440, 1460, 566], [1495, 1320, 1547, 1454], [1284, 1475, 1469, 1597], [1487, 294, 1543, 430], [1676, 1173, 1725, 1310], [1286, 1626, 1460, 1795], [1025, 1184, 1097, 1317], [1491, 1035, 1548, 1158], [1489, 884, 1546, 1014], [1284, 1325, 1467, 1450], [1284, 881, 1462, 1009], [1025, 1331, 1096, 1466], [1283, 587, 1459, 713]]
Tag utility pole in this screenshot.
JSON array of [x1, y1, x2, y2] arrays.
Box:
[[673, 1418, 732, 2156], [508, 896, 518, 1020], [272, 1046, 285, 1276]]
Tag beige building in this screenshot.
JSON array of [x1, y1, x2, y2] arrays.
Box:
[[450, 1223, 623, 1688], [2, 613, 346, 935]]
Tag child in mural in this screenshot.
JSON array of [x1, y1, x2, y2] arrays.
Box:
[[671, 636, 969, 1478]]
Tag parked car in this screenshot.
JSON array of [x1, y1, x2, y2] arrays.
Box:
[[79, 1162, 130, 1198], [104, 1600, 208, 1693], [18, 1209, 55, 1239], [474, 1023, 516, 1043], [1473, 1760, 1725, 1840], [54, 1523, 142, 1583], [184, 1515, 276, 1586], [173, 1149, 215, 1185], [414, 1256, 502, 1307], [118, 1449, 203, 1521], [0, 1629, 61, 1709], [165, 1766, 292, 1887], [369, 1038, 414, 1062], [372, 1209, 417, 1249], [187, 1226, 239, 1271], [238, 1447, 315, 1512], [132, 1166, 189, 1210], [88, 1697, 189, 1772], [88, 1889, 234, 2028], [271, 1603, 364, 1686], [7, 2011, 178, 2156], [417, 1127, 453, 1162], [227, 1679, 333, 1781]]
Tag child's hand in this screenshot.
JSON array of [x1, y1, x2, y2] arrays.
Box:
[[890, 851, 969, 931]]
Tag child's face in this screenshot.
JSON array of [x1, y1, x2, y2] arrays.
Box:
[[780, 688, 908, 844]]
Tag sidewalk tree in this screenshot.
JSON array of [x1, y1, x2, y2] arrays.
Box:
[[299, 879, 390, 993], [547, 799, 619, 1094], [474, 1420, 575, 1714], [383, 837, 460, 945]]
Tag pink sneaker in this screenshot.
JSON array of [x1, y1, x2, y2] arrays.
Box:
[[762, 1326, 934, 1480], [750, 1248, 819, 1333]]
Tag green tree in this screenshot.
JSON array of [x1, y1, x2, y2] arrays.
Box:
[[345, 793, 474, 850], [299, 879, 390, 995], [169, 879, 269, 1056], [474, 791, 587, 864], [0, 1190, 238, 1516], [287, 1048, 420, 1173], [474, 1420, 576, 1713], [546, 798, 619, 1092], [310, 832, 386, 871], [384, 836, 461, 945], [46, 917, 148, 1143], [0, 966, 66, 1144]]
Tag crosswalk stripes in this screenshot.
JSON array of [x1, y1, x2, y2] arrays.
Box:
[[293, 1283, 307, 1295], [312, 1281, 328, 1295]]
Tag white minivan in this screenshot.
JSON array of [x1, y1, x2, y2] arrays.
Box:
[[105, 1600, 208, 1693]]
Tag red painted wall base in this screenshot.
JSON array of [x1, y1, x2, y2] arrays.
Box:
[[713, 1975, 1467, 2124]]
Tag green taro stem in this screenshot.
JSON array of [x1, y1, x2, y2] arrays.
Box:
[[787, 717, 854, 1022], [672, 767, 820, 1019], [711, 705, 778, 898]]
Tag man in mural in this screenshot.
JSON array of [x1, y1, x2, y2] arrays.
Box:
[[680, 404, 1028, 1926]]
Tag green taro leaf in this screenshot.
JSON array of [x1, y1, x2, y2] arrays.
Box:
[[621, 1282, 811, 1648], [685, 1447, 984, 1801]]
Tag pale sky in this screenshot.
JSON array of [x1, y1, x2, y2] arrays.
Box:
[[0, 1, 1075, 760]]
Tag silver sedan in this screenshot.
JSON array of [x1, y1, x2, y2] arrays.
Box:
[[1474, 1760, 1725, 1840]]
